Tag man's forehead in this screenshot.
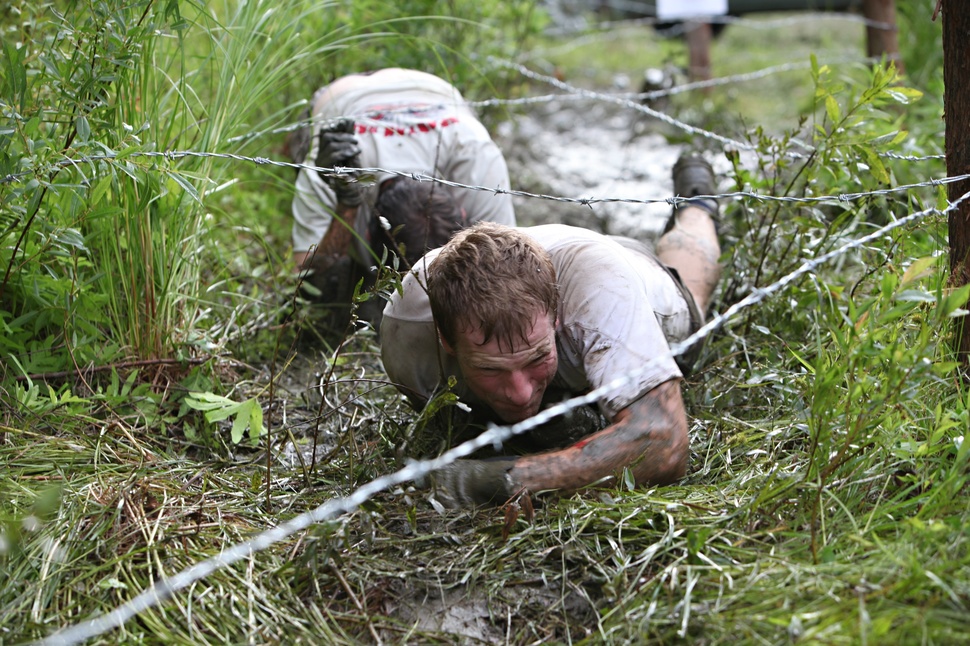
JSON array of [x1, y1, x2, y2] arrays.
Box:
[[457, 311, 555, 353]]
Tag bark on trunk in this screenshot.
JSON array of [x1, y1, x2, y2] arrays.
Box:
[[943, 1, 970, 362], [863, 0, 904, 74], [685, 21, 713, 88]]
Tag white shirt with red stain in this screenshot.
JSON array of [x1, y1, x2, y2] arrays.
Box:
[[291, 68, 515, 266]]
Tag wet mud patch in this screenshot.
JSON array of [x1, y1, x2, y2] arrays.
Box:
[[266, 332, 393, 470], [495, 96, 731, 239], [383, 578, 599, 643]]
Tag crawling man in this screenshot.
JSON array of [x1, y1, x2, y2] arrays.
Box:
[[380, 155, 722, 506], [289, 68, 515, 327]]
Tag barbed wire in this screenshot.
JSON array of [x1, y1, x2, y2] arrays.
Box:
[[227, 53, 883, 146], [1, 148, 961, 214], [485, 58, 935, 164], [0, 51, 939, 188], [35, 168, 968, 644], [543, 8, 899, 39], [488, 57, 758, 151]]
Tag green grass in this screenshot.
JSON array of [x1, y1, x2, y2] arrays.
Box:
[[528, 12, 870, 134], [2, 1, 966, 644]]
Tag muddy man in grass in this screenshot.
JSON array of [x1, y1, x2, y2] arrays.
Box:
[[380, 154, 722, 507], [288, 68, 515, 328]]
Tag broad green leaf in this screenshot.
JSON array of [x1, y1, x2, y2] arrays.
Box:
[[940, 284, 970, 319], [231, 402, 250, 443], [248, 400, 264, 442], [862, 146, 890, 184]]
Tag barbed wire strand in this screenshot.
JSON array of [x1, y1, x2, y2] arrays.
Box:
[[0, 51, 941, 188], [36, 184, 969, 646], [543, 9, 899, 38], [225, 54, 884, 146], [483, 58, 931, 163], [2, 149, 960, 211], [488, 57, 758, 151]]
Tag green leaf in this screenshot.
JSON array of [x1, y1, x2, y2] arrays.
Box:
[[861, 146, 890, 184], [89, 176, 112, 205], [886, 87, 923, 105], [248, 399, 264, 442], [901, 256, 937, 286], [185, 392, 265, 444], [2, 40, 27, 110], [940, 284, 970, 319], [231, 402, 250, 443], [76, 116, 91, 142], [824, 94, 840, 124], [168, 170, 201, 203], [894, 289, 936, 303]]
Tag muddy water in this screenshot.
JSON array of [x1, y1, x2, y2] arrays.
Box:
[[494, 96, 733, 240]]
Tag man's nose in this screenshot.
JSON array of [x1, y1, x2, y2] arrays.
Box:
[[504, 370, 534, 405]]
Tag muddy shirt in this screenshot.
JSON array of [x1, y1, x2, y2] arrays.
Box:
[[380, 224, 693, 420], [291, 68, 515, 266]]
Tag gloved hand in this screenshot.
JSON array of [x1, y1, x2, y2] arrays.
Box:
[[429, 457, 519, 509], [315, 118, 363, 207]]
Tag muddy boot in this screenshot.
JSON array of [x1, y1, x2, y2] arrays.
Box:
[[663, 154, 719, 234]]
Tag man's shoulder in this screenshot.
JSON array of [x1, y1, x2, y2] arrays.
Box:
[[520, 223, 606, 245], [523, 224, 635, 261]]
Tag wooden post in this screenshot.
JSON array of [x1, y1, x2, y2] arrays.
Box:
[[685, 21, 713, 88], [863, 0, 905, 74], [942, 1, 970, 363]]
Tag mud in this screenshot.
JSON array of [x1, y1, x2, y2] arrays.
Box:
[[494, 96, 733, 239]]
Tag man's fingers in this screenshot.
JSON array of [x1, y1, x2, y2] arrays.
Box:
[[320, 117, 356, 134], [319, 132, 361, 168]]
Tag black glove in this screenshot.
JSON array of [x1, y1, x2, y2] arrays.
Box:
[[429, 457, 518, 508], [316, 118, 363, 207]]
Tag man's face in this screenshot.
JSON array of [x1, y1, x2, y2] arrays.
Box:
[[446, 310, 559, 423]]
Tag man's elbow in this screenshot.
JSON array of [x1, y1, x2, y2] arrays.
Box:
[[634, 413, 689, 486], [648, 443, 688, 485]]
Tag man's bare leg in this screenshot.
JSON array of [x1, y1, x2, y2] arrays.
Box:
[[655, 204, 720, 315], [656, 154, 721, 315]]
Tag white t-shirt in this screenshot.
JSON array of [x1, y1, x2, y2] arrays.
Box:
[[380, 224, 693, 420], [291, 68, 515, 266]]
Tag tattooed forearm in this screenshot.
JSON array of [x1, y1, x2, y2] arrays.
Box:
[[508, 379, 689, 493]]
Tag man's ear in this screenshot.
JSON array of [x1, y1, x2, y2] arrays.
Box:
[[439, 334, 456, 356]]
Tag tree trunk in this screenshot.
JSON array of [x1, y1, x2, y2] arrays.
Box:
[[863, 0, 904, 74], [685, 21, 713, 87], [943, 1, 970, 363]]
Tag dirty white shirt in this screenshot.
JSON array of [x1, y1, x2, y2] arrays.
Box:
[[291, 68, 515, 265], [380, 224, 693, 420]]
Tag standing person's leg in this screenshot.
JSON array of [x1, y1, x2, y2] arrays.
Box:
[[655, 155, 721, 315]]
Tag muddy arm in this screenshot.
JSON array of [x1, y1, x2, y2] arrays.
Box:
[[509, 379, 689, 493], [295, 204, 359, 274]]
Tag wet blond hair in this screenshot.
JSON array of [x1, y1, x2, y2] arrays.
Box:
[[427, 222, 558, 351]]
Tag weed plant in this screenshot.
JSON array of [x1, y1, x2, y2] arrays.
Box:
[[2, 1, 967, 645]]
